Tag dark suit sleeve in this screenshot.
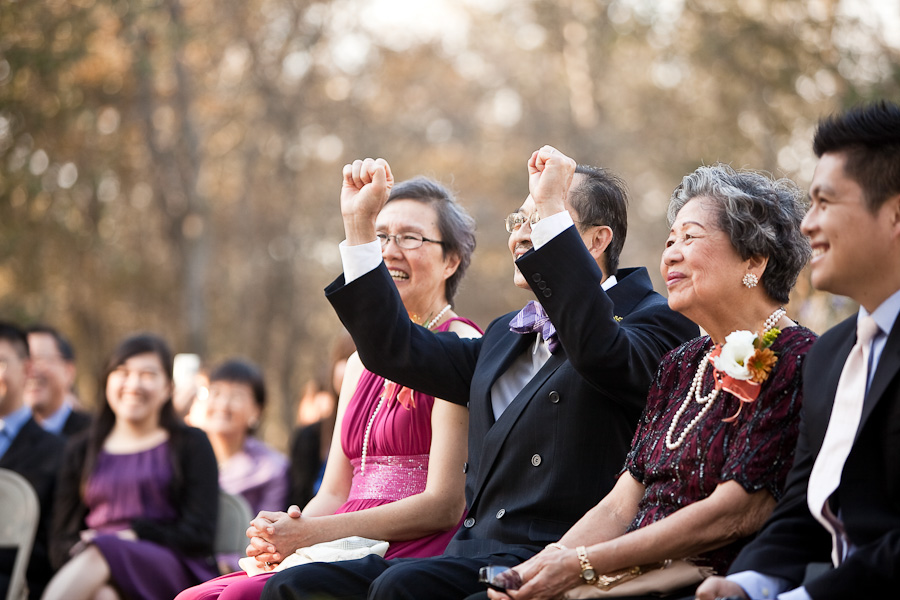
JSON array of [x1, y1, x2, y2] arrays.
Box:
[[727, 411, 832, 585], [516, 227, 699, 411], [49, 435, 90, 570], [325, 265, 482, 406], [131, 427, 219, 556]]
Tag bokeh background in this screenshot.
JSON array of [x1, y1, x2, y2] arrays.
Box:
[[2, 0, 898, 446]]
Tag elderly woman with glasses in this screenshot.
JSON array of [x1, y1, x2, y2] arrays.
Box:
[[175, 175, 482, 600], [477, 157, 817, 600]]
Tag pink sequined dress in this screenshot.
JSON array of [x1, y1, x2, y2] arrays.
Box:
[[174, 316, 480, 600]]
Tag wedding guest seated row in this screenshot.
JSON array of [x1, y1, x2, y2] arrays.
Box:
[[259, 146, 699, 600], [479, 162, 816, 600]]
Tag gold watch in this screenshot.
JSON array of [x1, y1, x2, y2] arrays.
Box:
[[576, 546, 598, 585]]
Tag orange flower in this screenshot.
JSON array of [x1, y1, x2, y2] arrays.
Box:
[[747, 348, 778, 383]]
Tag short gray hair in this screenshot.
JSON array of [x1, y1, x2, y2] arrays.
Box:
[[667, 164, 810, 304]]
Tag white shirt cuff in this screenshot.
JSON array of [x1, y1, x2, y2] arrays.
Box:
[[727, 571, 805, 600], [339, 239, 382, 284], [531, 210, 574, 249]]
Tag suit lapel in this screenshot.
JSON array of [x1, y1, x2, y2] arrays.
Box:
[[859, 318, 900, 434], [469, 349, 567, 506]]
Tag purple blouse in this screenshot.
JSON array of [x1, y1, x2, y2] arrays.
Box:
[[85, 442, 177, 533], [624, 326, 817, 574], [219, 436, 289, 516]]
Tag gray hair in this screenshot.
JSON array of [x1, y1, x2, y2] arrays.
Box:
[[386, 177, 476, 303], [667, 164, 810, 304]]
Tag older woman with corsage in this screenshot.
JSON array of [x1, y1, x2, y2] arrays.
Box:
[[480, 163, 817, 600]]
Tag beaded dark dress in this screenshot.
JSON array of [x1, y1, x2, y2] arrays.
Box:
[[624, 326, 817, 575]]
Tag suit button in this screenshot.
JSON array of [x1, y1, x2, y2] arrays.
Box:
[[542, 289, 552, 298], [532, 273, 542, 282], [463, 462, 468, 474], [496, 509, 506, 519], [531, 454, 542, 467], [548, 391, 560, 403], [537, 281, 547, 290], [464, 517, 476, 528]]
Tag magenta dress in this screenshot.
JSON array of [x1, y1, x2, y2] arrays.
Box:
[[175, 317, 480, 600]]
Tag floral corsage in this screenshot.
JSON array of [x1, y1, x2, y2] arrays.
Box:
[[709, 327, 780, 422]]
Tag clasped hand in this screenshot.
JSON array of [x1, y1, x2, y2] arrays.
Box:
[[245, 504, 307, 570]]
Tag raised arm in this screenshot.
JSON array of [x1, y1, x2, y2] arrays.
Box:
[[518, 145, 697, 411]]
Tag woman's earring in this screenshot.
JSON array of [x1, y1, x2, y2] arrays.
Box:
[[743, 273, 759, 289]]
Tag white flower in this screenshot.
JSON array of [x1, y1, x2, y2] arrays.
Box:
[[712, 330, 758, 380]]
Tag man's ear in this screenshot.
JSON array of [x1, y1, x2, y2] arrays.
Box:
[[587, 225, 613, 263], [887, 193, 900, 237]]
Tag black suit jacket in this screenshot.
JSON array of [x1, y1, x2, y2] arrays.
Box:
[[60, 410, 91, 438], [729, 312, 900, 597], [0, 418, 65, 599], [325, 227, 698, 559]]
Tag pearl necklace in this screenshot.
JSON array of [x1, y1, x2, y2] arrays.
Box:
[[425, 304, 452, 330], [360, 303, 452, 473], [664, 307, 786, 451]]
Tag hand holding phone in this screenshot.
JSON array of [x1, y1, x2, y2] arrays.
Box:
[[478, 565, 523, 592]]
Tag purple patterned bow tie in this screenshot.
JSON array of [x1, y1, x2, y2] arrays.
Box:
[[509, 301, 560, 353]]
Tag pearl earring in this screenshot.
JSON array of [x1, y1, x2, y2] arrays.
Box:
[[743, 273, 759, 289]]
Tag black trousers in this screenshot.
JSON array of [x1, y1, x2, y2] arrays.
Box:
[[260, 553, 526, 600]]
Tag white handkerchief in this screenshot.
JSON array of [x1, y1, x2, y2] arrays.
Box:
[[239, 536, 389, 577]]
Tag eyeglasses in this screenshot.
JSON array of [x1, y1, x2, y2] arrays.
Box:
[[376, 232, 444, 250], [505, 211, 604, 233], [504, 212, 540, 233]]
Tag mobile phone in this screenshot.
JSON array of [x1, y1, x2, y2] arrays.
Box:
[[478, 565, 523, 591]]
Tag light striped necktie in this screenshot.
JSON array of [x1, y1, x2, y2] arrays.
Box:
[[807, 315, 880, 565]]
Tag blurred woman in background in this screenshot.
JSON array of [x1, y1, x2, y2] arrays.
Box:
[[198, 358, 289, 573], [45, 334, 219, 600]]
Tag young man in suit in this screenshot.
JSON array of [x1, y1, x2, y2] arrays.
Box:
[[255, 147, 697, 600], [0, 321, 66, 599], [25, 325, 91, 437], [697, 101, 900, 599]]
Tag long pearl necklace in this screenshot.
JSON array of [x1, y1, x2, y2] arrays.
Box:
[[664, 307, 786, 451], [360, 303, 452, 473]]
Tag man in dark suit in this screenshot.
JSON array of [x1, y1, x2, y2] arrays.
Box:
[[696, 102, 900, 599], [0, 321, 66, 599], [25, 325, 91, 437], [257, 147, 697, 600]]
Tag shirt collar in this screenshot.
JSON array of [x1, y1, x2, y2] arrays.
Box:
[[601, 274, 617, 291], [859, 287, 900, 338], [0, 405, 33, 439], [40, 402, 73, 435]]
